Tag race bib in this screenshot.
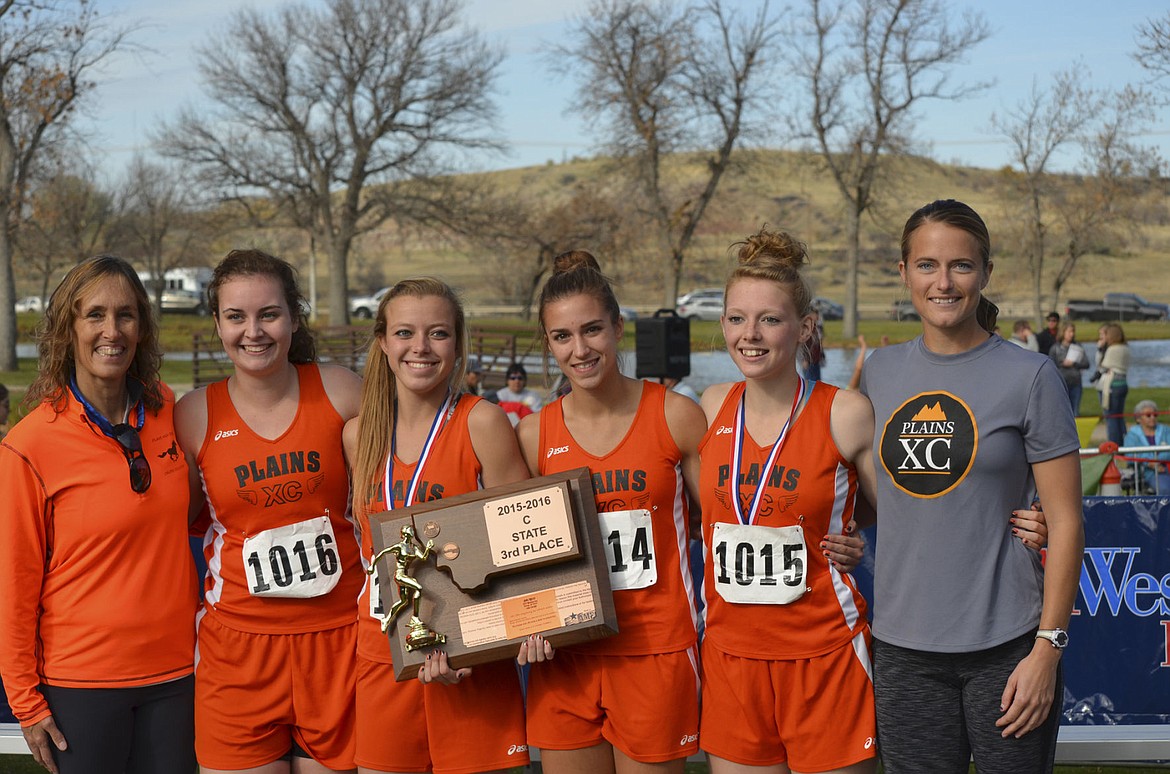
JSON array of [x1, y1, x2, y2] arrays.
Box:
[[599, 509, 657, 591], [242, 516, 342, 599], [369, 564, 388, 622], [711, 522, 807, 605]]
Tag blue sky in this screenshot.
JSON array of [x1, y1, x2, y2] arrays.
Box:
[[79, 0, 1169, 180]]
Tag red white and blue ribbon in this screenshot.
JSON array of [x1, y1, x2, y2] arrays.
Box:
[[730, 376, 806, 526], [383, 390, 455, 510]]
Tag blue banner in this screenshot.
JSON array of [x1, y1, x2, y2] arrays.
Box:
[[852, 496, 1170, 726], [1065, 496, 1170, 725]]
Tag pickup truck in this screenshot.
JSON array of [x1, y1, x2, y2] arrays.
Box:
[[1064, 293, 1169, 322]]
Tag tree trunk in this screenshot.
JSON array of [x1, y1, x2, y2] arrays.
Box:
[[842, 208, 861, 341], [325, 234, 350, 326], [0, 225, 16, 370]]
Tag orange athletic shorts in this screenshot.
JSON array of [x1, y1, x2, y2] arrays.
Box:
[[195, 614, 357, 770], [700, 630, 878, 771], [356, 656, 528, 774], [526, 648, 700, 763]]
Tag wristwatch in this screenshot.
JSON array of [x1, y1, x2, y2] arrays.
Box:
[[1035, 628, 1069, 649]]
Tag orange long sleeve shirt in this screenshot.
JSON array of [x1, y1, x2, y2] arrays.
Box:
[[0, 387, 198, 726]]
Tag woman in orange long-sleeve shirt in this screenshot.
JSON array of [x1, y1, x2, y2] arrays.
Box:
[[0, 256, 199, 774]]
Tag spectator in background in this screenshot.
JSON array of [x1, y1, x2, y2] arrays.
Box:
[[1097, 322, 1130, 446], [1124, 400, 1170, 494], [495, 362, 543, 419], [799, 307, 826, 381], [464, 356, 484, 395], [1048, 321, 1089, 414], [1009, 319, 1039, 351], [1036, 311, 1061, 355], [0, 383, 8, 441]]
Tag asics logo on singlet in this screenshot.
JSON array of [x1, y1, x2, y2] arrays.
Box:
[[679, 733, 699, 746], [507, 744, 528, 755], [546, 445, 570, 458], [214, 428, 239, 441], [864, 737, 875, 750], [715, 425, 733, 435]]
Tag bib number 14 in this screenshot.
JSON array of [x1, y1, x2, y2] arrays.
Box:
[[711, 522, 806, 605], [599, 509, 657, 591]]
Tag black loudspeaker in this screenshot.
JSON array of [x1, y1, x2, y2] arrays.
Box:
[[635, 309, 690, 379]]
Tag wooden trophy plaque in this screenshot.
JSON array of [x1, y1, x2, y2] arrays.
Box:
[[369, 467, 618, 680]]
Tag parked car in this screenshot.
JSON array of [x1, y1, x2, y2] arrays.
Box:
[[676, 297, 724, 321], [161, 288, 208, 315], [811, 297, 843, 320], [675, 287, 723, 307], [14, 296, 43, 314], [350, 286, 390, 319], [1065, 293, 1168, 322], [890, 298, 919, 321], [619, 306, 639, 322]]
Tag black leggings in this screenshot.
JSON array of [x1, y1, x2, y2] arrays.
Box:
[[874, 634, 1062, 774], [40, 675, 195, 774]]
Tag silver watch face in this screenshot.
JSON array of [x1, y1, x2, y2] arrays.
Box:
[[1040, 629, 1069, 648]]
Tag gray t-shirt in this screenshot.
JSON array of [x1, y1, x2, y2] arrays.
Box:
[[860, 334, 1080, 652]]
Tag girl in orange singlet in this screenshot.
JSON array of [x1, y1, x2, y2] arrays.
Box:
[[697, 229, 879, 774], [175, 250, 364, 774], [344, 277, 530, 774]]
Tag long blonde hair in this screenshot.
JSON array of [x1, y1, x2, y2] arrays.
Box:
[[351, 278, 469, 518]]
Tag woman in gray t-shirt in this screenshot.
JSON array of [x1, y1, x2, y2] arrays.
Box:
[[860, 200, 1084, 773]]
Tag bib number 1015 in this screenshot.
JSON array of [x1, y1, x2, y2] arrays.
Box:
[[714, 541, 803, 588], [711, 522, 807, 605]]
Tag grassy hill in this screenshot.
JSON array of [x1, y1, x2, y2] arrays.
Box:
[[343, 149, 1170, 316], [12, 149, 1169, 317]]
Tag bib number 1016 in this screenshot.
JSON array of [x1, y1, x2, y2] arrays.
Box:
[[247, 533, 339, 593], [242, 516, 343, 599]]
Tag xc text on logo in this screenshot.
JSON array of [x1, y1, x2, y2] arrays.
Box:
[[878, 391, 977, 498]]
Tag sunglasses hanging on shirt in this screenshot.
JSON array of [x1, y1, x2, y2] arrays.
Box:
[[68, 376, 153, 494]]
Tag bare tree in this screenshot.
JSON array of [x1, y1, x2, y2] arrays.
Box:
[[1135, 11, 1170, 82], [0, 0, 134, 369], [467, 186, 628, 317], [1049, 86, 1162, 306], [792, 0, 990, 337], [15, 158, 113, 302], [552, 0, 778, 308], [990, 65, 1100, 320], [158, 0, 501, 324], [106, 156, 212, 314]]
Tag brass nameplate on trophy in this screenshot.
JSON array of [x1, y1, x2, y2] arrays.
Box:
[[369, 467, 618, 681]]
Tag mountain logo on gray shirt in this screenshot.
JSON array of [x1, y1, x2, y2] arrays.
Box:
[[878, 391, 977, 498]]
